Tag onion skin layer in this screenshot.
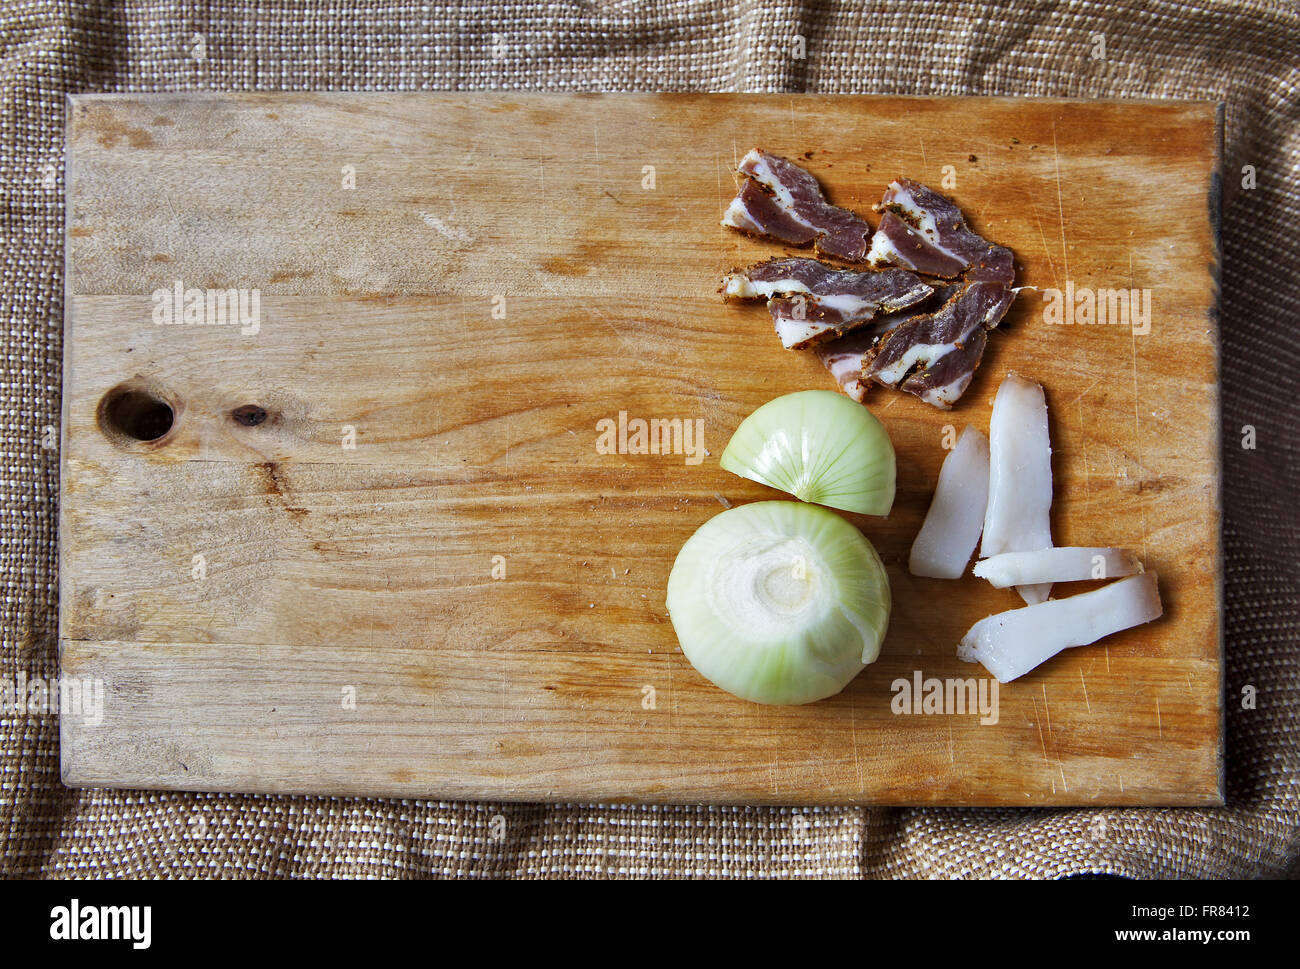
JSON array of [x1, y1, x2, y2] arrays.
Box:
[[666, 500, 891, 705]]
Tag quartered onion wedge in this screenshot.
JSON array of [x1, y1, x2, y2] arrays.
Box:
[[666, 501, 891, 705], [719, 390, 896, 516]]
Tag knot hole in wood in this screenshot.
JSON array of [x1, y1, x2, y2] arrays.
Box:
[[96, 379, 181, 448]]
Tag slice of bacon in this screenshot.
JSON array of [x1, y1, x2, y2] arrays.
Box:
[[721, 149, 872, 262], [812, 284, 959, 400], [861, 289, 989, 409], [721, 258, 933, 349], [861, 278, 1015, 408], [867, 178, 1013, 282], [814, 329, 880, 402], [860, 179, 1017, 408]]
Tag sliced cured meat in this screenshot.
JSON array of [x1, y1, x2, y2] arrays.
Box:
[[721, 258, 933, 349], [814, 329, 879, 402], [867, 178, 1013, 283], [723, 180, 815, 246], [717, 164, 1018, 409], [813, 284, 959, 400], [721, 149, 872, 261], [860, 282, 1010, 409], [968, 244, 1015, 284], [720, 258, 930, 308], [859, 179, 1017, 408], [869, 211, 966, 277], [893, 328, 987, 409]]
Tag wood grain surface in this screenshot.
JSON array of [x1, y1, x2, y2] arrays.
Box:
[[60, 93, 1222, 804]]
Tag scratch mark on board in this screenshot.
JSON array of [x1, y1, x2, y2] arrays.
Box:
[[1129, 251, 1149, 562], [716, 153, 724, 216], [1052, 121, 1069, 282], [1032, 696, 1049, 767], [1028, 199, 1058, 286], [419, 210, 473, 245], [850, 702, 864, 789], [1068, 376, 1103, 406]]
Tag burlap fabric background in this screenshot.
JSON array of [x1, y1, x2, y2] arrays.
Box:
[[1, 0, 1296, 879]]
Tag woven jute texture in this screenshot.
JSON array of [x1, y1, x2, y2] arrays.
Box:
[[2, 1, 1297, 879]]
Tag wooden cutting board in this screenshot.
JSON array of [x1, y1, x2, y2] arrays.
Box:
[[60, 93, 1222, 805]]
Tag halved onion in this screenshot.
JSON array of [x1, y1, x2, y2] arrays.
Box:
[[719, 390, 896, 516], [666, 500, 891, 705]]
